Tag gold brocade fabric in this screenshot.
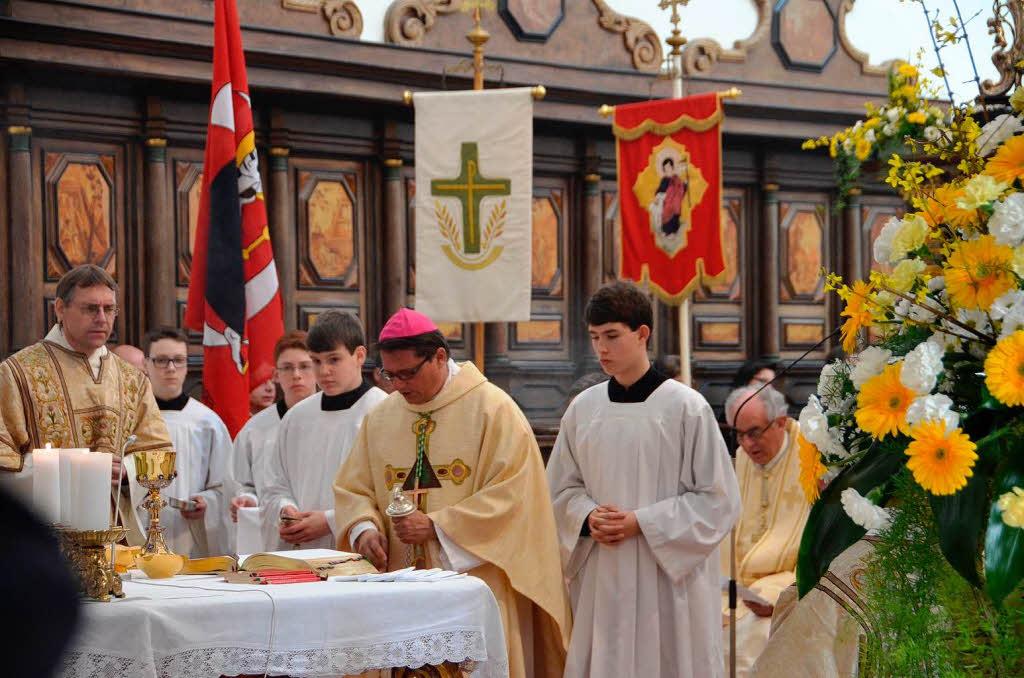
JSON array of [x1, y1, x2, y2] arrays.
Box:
[[334, 362, 571, 678], [0, 340, 173, 543], [722, 419, 811, 676]]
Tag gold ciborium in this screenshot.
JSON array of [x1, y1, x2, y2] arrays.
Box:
[[59, 526, 127, 601], [135, 449, 177, 556]]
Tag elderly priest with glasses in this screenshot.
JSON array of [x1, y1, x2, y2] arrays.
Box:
[[721, 384, 811, 677], [0, 264, 173, 543]]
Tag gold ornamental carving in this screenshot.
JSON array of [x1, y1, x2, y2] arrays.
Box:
[[591, 0, 662, 72], [282, 0, 364, 38], [982, 0, 1024, 97], [385, 0, 460, 46]]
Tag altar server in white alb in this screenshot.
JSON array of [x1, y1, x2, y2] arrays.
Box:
[[135, 327, 233, 558], [227, 330, 316, 553], [547, 281, 742, 678], [260, 311, 387, 551]]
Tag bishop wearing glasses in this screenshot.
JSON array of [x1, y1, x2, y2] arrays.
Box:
[[334, 308, 572, 678], [721, 385, 810, 677], [0, 264, 174, 544]]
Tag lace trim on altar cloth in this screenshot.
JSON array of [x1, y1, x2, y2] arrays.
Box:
[[62, 628, 508, 678]]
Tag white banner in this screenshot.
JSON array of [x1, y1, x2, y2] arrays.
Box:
[[413, 88, 533, 322]]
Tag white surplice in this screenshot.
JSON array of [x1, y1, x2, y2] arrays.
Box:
[[126, 398, 232, 558], [547, 378, 742, 678], [229, 402, 285, 503], [261, 387, 387, 551]]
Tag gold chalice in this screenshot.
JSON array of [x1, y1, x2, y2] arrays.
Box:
[[135, 449, 178, 557]]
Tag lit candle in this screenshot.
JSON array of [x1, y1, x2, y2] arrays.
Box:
[[31, 445, 60, 524], [59, 448, 89, 525], [70, 451, 113, 530]]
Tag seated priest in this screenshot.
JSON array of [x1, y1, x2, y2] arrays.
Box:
[[228, 330, 316, 554], [0, 264, 172, 544], [334, 308, 572, 678], [131, 327, 232, 557], [721, 384, 811, 677], [260, 311, 386, 551]]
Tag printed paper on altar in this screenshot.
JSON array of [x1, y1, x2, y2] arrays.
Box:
[[413, 88, 533, 322]]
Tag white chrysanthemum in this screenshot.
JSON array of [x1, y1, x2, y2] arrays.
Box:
[[988, 192, 1024, 248], [999, 305, 1024, 339], [895, 297, 936, 324], [850, 346, 892, 388], [890, 214, 929, 262], [817, 361, 849, 413], [864, 128, 877, 144], [873, 216, 901, 266], [924, 126, 942, 143], [927, 275, 946, 292], [889, 258, 927, 293], [958, 308, 995, 359], [900, 341, 945, 395], [842, 137, 854, 154], [886, 106, 904, 122], [977, 114, 1024, 156], [840, 488, 892, 532], [882, 122, 898, 137], [906, 394, 959, 433], [798, 396, 830, 448], [991, 289, 1024, 321]]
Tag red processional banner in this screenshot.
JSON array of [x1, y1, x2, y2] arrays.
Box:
[[184, 0, 284, 437], [614, 93, 725, 303]]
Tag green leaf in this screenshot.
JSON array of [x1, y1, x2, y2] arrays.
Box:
[[796, 446, 907, 597], [929, 469, 988, 588], [986, 457, 1024, 605]]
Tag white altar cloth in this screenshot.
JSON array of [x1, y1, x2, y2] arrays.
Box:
[[61, 574, 509, 678]]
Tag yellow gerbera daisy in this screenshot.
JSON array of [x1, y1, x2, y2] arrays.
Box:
[[984, 134, 1024, 185], [856, 363, 916, 439], [921, 187, 978, 230], [943, 235, 1016, 310], [907, 111, 927, 125], [797, 433, 827, 503], [905, 420, 978, 495], [840, 280, 881, 353], [984, 330, 1024, 407]]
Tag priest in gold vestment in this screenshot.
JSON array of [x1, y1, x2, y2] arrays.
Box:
[[334, 309, 571, 678], [0, 265, 173, 542], [722, 385, 811, 677]]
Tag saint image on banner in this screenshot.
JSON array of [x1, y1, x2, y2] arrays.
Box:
[[632, 139, 709, 258]]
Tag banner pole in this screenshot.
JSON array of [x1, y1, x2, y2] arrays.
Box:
[[468, 3, 488, 373]]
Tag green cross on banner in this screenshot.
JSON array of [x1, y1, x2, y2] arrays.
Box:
[[431, 142, 511, 254]]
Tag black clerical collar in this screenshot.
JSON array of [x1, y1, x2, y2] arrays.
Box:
[[320, 380, 372, 411], [276, 399, 288, 419], [156, 392, 190, 411], [608, 367, 668, 403]]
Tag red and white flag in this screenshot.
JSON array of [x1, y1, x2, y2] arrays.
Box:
[[184, 0, 283, 437]]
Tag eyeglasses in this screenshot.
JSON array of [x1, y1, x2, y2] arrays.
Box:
[[149, 357, 187, 369], [732, 421, 774, 443], [74, 303, 118, 319], [379, 355, 432, 383], [277, 364, 314, 375]]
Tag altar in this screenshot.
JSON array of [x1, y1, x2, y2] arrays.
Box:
[[61, 574, 509, 678]]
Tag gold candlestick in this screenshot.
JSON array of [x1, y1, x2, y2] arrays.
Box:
[[59, 526, 127, 601], [135, 450, 177, 556]]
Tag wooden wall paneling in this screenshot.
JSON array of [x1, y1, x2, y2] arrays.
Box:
[[840, 187, 862, 290], [860, 195, 904, 279], [35, 137, 128, 346], [692, 187, 746, 362], [291, 156, 368, 333], [0, 124, 10, 356], [167, 145, 204, 350], [8, 123, 41, 352], [143, 136, 176, 332], [268, 146, 296, 329], [759, 183, 780, 357]]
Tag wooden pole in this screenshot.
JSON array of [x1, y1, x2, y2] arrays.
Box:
[[468, 6, 489, 374]]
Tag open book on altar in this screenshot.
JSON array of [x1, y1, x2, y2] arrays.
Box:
[[237, 548, 378, 576]]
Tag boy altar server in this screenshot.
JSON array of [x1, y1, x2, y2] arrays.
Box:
[[139, 327, 233, 558], [260, 311, 387, 551], [547, 281, 742, 678], [228, 330, 316, 553], [334, 308, 571, 678]]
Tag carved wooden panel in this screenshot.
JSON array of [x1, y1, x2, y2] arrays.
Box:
[[779, 198, 827, 302], [773, 0, 837, 72], [44, 152, 116, 278], [499, 0, 565, 42], [297, 303, 362, 330], [695, 316, 741, 348], [298, 169, 359, 289], [513, 315, 563, 347], [406, 176, 416, 294], [781, 317, 826, 349], [601, 189, 621, 281], [173, 157, 203, 286], [531, 189, 563, 296], [176, 301, 203, 344]]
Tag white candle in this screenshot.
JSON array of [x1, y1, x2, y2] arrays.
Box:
[[31, 446, 61, 523], [70, 451, 112, 530], [59, 448, 89, 525]]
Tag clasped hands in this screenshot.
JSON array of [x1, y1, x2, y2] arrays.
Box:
[[587, 505, 640, 545], [279, 505, 331, 544]]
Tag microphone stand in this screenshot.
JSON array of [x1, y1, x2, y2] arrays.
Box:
[[726, 325, 841, 678], [110, 434, 137, 571]]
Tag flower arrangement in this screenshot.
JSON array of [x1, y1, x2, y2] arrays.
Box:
[[797, 60, 1024, 674]]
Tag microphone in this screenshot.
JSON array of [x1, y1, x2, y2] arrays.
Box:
[[724, 324, 841, 678]]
